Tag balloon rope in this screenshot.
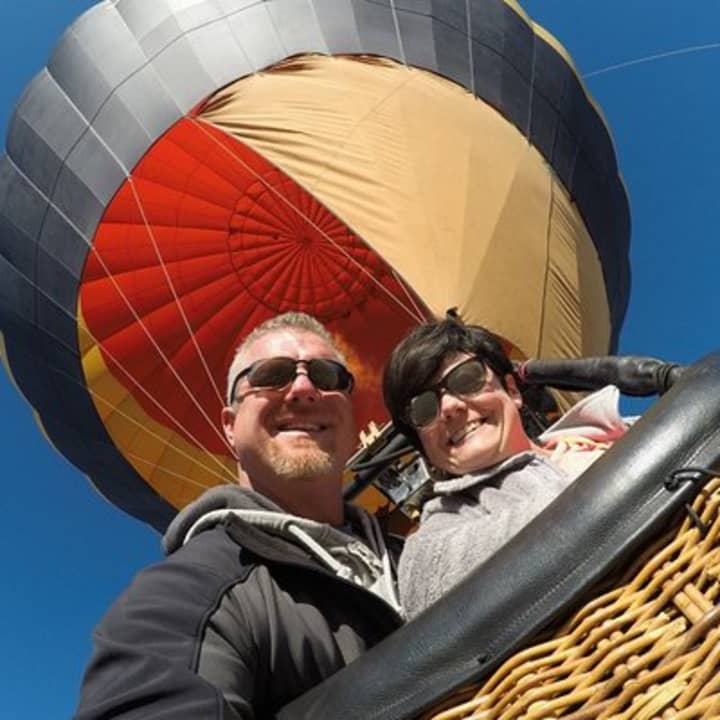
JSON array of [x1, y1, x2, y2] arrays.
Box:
[[85, 385, 233, 487], [6, 158, 237, 465], [390, 269, 431, 323], [124, 449, 228, 491], [584, 43, 720, 79], [189, 119, 428, 326], [125, 177, 228, 410]]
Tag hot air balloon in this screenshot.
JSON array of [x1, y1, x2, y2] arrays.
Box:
[[0, 0, 630, 533], [7, 2, 720, 720]]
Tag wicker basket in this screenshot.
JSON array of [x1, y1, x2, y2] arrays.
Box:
[[423, 478, 720, 720]]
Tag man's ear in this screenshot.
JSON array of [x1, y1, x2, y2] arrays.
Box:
[[221, 406, 236, 445], [504, 374, 523, 408]]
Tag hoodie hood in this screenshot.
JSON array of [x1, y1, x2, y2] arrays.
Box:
[[163, 484, 403, 616], [163, 485, 283, 554]]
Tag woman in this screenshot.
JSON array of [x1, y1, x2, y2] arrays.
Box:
[[383, 315, 627, 618]]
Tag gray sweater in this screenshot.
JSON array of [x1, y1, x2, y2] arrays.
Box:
[[398, 386, 628, 618]]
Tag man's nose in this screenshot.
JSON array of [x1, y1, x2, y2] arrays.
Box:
[[284, 366, 319, 401]]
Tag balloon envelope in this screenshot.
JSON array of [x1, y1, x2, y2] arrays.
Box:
[[0, 0, 630, 530]]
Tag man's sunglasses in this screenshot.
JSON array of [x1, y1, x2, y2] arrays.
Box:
[[231, 356, 354, 402], [405, 357, 490, 428]]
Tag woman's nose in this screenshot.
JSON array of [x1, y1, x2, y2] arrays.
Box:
[[439, 389, 467, 418]]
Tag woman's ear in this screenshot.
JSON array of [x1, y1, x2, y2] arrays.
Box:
[[504, 374, 523, 408]]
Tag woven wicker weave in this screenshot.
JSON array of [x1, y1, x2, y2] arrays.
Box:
[[423, 477, 720, 720]]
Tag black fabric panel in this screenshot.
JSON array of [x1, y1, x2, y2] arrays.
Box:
[[277, 352, 720, 720], [430, 6, 473, 91]]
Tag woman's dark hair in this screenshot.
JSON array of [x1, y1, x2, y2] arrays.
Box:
[[383, 313, 515, 447]]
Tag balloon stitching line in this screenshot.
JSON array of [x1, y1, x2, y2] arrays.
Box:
[[465, 0, 475, 96], [189, 116, 428, 325], [584, 43, 720, 78], [389, 0, 407, 65], [6, 157, 238, 476]]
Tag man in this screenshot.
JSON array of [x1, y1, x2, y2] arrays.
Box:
[[383, 316, 627, 618], [76, 312, 403, 719]]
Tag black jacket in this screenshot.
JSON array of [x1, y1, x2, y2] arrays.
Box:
[[75, 487, 403, 719]]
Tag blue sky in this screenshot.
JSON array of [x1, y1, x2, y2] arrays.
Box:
[[2, 1, 720, 717]]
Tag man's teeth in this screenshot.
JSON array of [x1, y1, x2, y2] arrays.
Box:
[[279, 423, 325, 432], [449, 418, 486, 445]]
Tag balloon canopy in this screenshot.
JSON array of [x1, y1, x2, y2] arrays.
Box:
[[0, 0, 630, 531]]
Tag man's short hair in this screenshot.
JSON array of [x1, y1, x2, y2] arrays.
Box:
[[226, 312, 343, 405], [383, 315, 514, 447]]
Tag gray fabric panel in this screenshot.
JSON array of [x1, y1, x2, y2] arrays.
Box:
[[185, 21, 254, 90], [114, 0, 175, 44], [172, 0, 225, 31], [226, 3, 287, 73], [216, 0, 262, 16], [36, 253, 79, 341], [426, 0, 467, 35], [136, 11, 187, 59], [0, 250, 36, 339], [52, 140, 118, 239], [0, 163, 46, 282], [311, 0, 362, 53], [113, 65, 183, 142], [395, 0, 433, 12], [395, 5, 437, 71], [267, 0, 329, 58], [92, 93, 156, 175], [6, 71, 87, 199], [48, 4, 146, 123], [352, 0, 404, 61], [150, 36, 217, 115], [39, 204, 90, 280]]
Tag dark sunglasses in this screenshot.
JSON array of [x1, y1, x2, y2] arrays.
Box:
[[405, 357, 489, 428], [231, 356, 354, 401]]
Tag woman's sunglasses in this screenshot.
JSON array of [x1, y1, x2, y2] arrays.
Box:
[[405, 357, 490, 428], [231, 356, 354, 402]]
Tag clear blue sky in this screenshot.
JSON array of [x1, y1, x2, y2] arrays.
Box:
[[2, 1, 720, 717]]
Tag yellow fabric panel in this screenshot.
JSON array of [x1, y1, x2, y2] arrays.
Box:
[[78, 307, 236, 510], [199, 54, 611, 363]]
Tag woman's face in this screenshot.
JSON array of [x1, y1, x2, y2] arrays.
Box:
[[416, 352, 532, 476]]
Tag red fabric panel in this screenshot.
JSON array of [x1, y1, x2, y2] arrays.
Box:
[[81, 119, 424, 454]]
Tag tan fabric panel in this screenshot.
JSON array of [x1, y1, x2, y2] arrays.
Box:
[[199, 54, 611, 363]]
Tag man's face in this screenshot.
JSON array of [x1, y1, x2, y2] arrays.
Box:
[[417, 352, 530, 476], [222, 329, 356, 494]]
